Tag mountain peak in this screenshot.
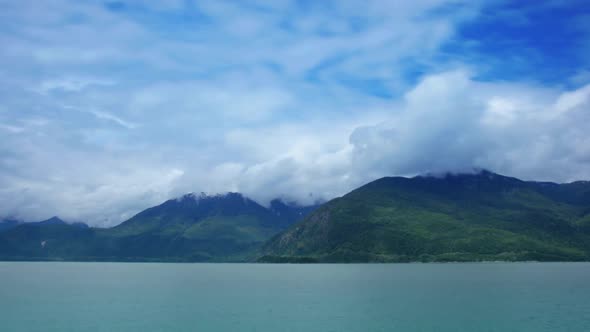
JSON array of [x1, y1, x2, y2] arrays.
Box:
[[37, 216, 66, 225], [177, 192, 208, 202], [176, 192, 245, 203], [126, 191, 261, 223], [419, 168, 500, 179], [415, 169, 524, 184]]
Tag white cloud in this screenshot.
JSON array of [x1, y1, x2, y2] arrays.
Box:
[[87, 110, 138, 129], [349, 70, 590, 182], [553, 85, 590, 114], [37, 77, 114, 94], [0, 124, 25, 134]]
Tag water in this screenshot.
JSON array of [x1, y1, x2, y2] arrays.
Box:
[[0, 262, 589, 331]]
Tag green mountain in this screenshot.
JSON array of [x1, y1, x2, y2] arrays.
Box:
[[99, 193, 306, 261], [260, 171, 590, 263], [4, 172, 590, 263], [0, 194, 318, 262], [0, 217, 96, 261]]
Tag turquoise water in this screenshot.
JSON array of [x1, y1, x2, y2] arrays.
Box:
[[1, 263, 589, 331]]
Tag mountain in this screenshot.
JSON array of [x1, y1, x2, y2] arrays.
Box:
[[34, 216, 67, 226], [0, 217, 95, 261], [260, 171, 590, 263], [0, 193, 317, 262], [99, 192, 306, 261], [0, 219, 21, 232], [4, 173, 590, 263]]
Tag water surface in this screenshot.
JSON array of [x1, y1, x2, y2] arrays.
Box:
[[1, 262, 589, 331]]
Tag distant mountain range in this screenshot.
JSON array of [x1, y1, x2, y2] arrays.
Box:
[[0, 193, 319, 262], [260, 170, 590, 262], [2, 170, 590, 262]]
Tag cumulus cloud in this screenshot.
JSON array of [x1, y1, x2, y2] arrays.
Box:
[[350, 70, 590, 182]]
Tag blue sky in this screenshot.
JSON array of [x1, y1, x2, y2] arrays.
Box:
[[1, 0, 590, 225]]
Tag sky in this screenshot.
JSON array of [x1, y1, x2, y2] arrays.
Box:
[[1, 0, 590, 226]]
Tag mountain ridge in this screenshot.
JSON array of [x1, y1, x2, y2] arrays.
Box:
[[260, 170, 590, 263], [0, 193, 318, 261], [2, 170, 590, 262]]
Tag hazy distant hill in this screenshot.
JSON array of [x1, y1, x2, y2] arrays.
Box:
[[0, 194, 317, 262], [260, 171, 590, 263]]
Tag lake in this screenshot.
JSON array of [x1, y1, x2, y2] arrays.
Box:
[[0, 262, 589, 331]]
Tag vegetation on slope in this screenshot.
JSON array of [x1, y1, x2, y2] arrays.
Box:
[[0, 194, 317, 262], [260, 171, 590, 263]]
